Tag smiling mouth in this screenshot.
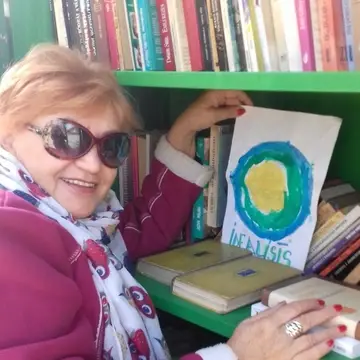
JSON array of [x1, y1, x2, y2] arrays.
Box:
[[62, 178, 97, 188]]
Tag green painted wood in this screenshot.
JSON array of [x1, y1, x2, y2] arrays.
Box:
[[115, 71, 360, 93], [0, 0, 12, 70], [8, 0, 56, 61], [136, 274, 348, 360]]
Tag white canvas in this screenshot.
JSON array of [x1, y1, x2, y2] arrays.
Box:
[[221, 106, 342, 270]]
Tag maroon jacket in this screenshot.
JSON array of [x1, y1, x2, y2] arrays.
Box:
[[0, 137, 236, 360]]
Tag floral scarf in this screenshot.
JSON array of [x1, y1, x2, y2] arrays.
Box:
[[0, 147, 171, 360]]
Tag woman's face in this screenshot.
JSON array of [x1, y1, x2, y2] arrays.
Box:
[[8, 106, 120, 218]]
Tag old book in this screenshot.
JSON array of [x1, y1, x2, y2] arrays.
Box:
[[136, 239, 251, 286], [172, 255, 301, 314], [261, 276, 360, 340]]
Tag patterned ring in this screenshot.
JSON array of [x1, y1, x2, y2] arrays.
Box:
[[284, 320, 304, 339]]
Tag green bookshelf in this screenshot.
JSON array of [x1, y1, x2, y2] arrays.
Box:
[[136, 273, 250, 338], [115, 71, 360, 93], [136, 274, 348, 360]]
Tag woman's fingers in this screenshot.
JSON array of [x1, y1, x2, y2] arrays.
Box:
[[290, 305, 341, 333], [294, 324, 345, 356], [269, 299, 325, 326]]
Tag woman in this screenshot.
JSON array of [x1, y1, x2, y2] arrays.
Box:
[[0, 44, 345, 360]]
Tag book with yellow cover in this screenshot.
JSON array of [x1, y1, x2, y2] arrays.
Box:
[[136, 239, 251, 285], [261, 276, 360, 340], [172, 255, 301, 314]]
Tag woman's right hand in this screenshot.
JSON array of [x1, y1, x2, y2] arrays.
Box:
[[227, 299, 346, 360]]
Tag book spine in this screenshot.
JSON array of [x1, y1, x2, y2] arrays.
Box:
[[256, 0, 279, 71], [231, 0, 247, 71], [210, 0, 228, 71], [350, 0, 360, 70], [183, 0, 204, 71], [104, 0, 121, 69], [308, 208, 360, 261], [125, 0, 143, 70], [166, 0, 191, 71], [192, 136, 210, 240], [79, 0, 92, 58], [149, 0, 165, 70], [281, 0, 302, 71], [91, 0, 110, 66], [309, 0, 323, 70], [70, 0, 87, 54], [330, 246, 360, 280], [319, 237, 360, 277], [341, 0, 355, 71], [219, 0, 238, 71], [318, 0, 337, 70], [295, 0, 316, 71], [116, 0, 135, 70], [206, 0, 220, 71], [195, 0, 213, 71], [156, 0, 176, 70], [53, 0, 70, 47], [248, 0, 264, 71], [241, 0, 259, 71], [85, 0, 97, 59], [307, 221, 360, 274], [332, 0, 347, 71], [270, 0, 289, 71]]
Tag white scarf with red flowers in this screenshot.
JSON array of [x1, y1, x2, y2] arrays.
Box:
[[0, 147, 171, 360]]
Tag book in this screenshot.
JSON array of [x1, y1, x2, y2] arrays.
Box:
[[136, 238, 251, 285], [172, 255, 301, 314], [251, 302, 360, 359], [261, 276, 360, 340]]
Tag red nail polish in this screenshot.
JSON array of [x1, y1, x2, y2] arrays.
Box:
[[237, 108, 246, 116], [318, 299, 325, 306], [327, 339, 334, 347], [338, 325, 347, 333], [334, 304, 343, 312]]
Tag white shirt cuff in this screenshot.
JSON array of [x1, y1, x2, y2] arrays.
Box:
[[196, 344, 237, 360], [154, 135, 213, 187]]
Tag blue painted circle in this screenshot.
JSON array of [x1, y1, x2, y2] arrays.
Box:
[[230, 141, 313, 241]]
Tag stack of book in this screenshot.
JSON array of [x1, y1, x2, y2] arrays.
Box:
[[305, 179, 360, 286]]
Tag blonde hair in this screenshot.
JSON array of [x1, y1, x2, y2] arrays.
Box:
[[0, 43, 138, 133]]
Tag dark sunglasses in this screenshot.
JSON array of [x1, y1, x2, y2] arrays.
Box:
[[28, 118, 132, 168]]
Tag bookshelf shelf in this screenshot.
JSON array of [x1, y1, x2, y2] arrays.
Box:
[[115, 71, 360, 93], [136, 274, 346, 360]]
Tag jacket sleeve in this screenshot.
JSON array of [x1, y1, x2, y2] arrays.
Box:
[[119, 135, 213, 261], [180, 344, 238, 360], [0, 201, 96, 360]]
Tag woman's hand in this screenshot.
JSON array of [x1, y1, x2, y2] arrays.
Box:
[[228, 299, 346, 360], [167, 90, 252, 158]]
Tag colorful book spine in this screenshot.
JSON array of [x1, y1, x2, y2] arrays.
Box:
[[135, 0, 164, 70], [192, 135, 210, 240], [195, 0, 213, 70], [341, 0, 355, 70], [156, 0, 176, 70], [295, 0, 316, 71], [183, 0, 204, 71], [306, 221, 360, 274], [124, 0, 143, 70]]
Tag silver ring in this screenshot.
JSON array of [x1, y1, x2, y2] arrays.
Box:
[[284, 320, 304, 339]]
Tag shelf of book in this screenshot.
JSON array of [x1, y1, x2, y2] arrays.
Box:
[[136, 273, 348, 360], [115, 71, 360, 93]]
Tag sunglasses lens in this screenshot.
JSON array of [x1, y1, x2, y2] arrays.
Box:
[[100, 133, 130, 168], [46, 119, 92, 158]]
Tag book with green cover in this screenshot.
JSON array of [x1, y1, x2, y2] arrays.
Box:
[[172, 255, 301, 314], [136, 239, 251, 285]]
